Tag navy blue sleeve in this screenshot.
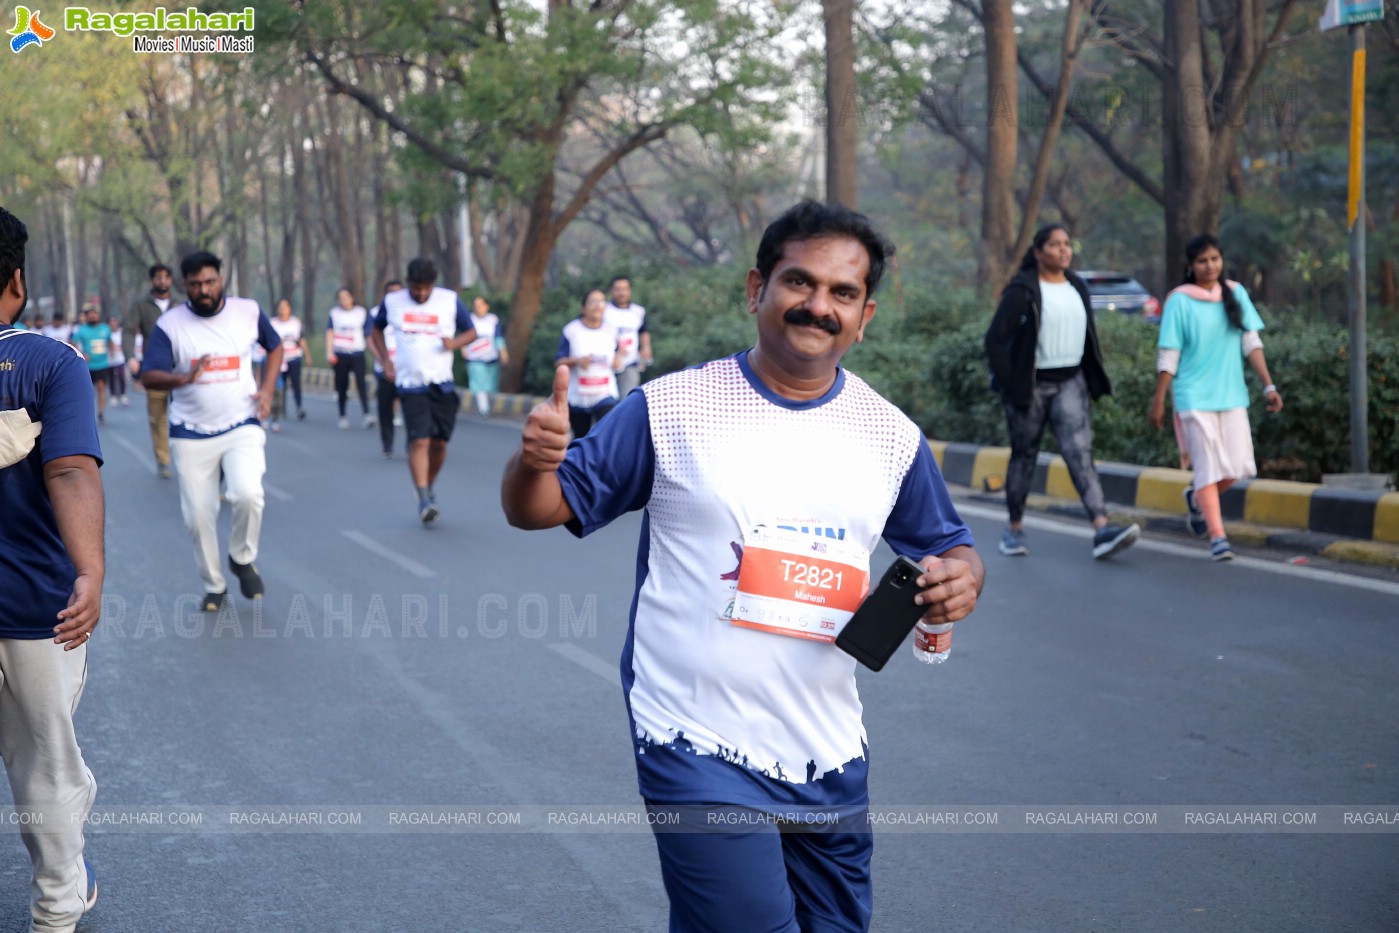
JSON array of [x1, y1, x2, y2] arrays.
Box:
[[374, 304, 388, 331], [638, 316, 649, 334], [553, 333, 570, 363], [142, 323, 175, 373], [881, 441, 975, 559], [455, 300, 473, 334], [256, 311, 280, 352], [556, 390, 654, 538], [38, 346, 102, 466]]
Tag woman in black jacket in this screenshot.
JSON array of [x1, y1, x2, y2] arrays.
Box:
[[984, 224, 1139, 560]]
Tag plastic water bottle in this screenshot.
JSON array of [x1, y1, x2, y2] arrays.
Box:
[[911, 621, 954, 665]]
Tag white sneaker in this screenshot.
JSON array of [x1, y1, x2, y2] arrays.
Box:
[[270, 421, 281, 433], [338, 417, 350, 429], [393, 415, 403, 427], [363, 414, 378, 428]]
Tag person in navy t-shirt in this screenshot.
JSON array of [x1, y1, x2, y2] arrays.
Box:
[[0, 206, 104, 933]]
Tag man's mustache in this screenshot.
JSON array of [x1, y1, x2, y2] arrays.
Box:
[[783, 306, 840, 334]]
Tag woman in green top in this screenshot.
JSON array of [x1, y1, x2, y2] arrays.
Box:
[[1150, 234, 1284, 561]]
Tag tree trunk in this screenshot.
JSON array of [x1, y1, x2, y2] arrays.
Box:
[[1162, 0, 1216, 283], [501, 180, 558, 393], [823, 0, 858, 208], [294, 101, 319, 333], [1012, 0, 1087, 260], [979, 0, 1019, 294]]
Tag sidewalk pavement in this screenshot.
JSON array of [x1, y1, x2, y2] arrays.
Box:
[[929, 440, 1399, 571], [300, 368, 1398, 570]]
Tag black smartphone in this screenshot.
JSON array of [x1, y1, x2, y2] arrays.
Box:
[[835, 555, 928, 672]]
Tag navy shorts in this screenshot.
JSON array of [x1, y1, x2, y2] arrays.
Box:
[[645, 802, 873, 933]]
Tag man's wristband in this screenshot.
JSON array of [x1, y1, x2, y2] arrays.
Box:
[[1263, 384, 1278, 395]]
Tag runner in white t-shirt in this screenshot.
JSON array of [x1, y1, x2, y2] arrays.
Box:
[[269, 299, 309, 430], [554, 289, 621, 439], [605, 275, 651, 396], [503, 201, 985, 933]]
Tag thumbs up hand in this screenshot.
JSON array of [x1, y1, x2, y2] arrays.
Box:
[[520, 364, 572, 471]]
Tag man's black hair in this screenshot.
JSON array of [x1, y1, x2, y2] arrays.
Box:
[[180, 250, 221, 279], [608, 274, 630, 288], [406, 258, 437, 286], [148, 263, 172, 279], [0, 207, 29, 293], [754, 200, 895, 299]]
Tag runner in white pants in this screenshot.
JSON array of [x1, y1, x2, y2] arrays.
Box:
[[139, 250, 282, 611]]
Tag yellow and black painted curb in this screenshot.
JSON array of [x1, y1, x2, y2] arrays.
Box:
[[927, 439, 1399, 568]]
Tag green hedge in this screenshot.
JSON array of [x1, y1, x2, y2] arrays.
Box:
[[512, 265, 1397, 484]]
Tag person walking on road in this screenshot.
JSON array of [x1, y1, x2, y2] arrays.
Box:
[[503, 200, 984, 933], [71, 304, 112, 426], [123, 263, 176, 478], [463, 295, 508, 419], [270, 299, 308, 425], [555, 289, 622, 439], [604, 274, 651, 396], [1150, 233, 1284, 562], [0, 206, 104, 933], [984, 224, 1140, 560], [369, 260, 476, 524], [105, 316, 129, 407], [327, 287, 374, 430], [139, 250, 282, 611], [369, 280, 404, 459]]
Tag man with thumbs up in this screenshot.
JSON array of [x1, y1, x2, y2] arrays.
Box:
[[502, 201, 984, 933]]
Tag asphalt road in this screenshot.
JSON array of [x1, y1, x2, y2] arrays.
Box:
[[2, 388, 1396, 933]]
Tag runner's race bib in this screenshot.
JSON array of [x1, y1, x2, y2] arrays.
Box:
[[731, 526, 869, 643], [197, 355, 241, 383]]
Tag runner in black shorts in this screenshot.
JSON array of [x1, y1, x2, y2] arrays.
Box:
[[368, 258, 477, 525], [400, 384, 458, 444]]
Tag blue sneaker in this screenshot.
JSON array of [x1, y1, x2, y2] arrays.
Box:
[[998, 527, 1029, 556], [1092, 523, 1140, 560], [83, 858, 98, 912], [1211, 536, 1235, 561], [1183, 486, 1208, 538]]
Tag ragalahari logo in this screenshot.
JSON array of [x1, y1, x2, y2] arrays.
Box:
[[9, 6, 55, 53]]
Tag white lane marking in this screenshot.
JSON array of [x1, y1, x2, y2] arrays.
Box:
[[956, 501, 1399, 598], [339, 529, 438, 579], [109, 433, 154, 472], [264, 483, 293, 502], [548, 642, 622, 688]]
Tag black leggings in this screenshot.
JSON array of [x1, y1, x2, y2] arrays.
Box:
[[376, 376, 397, 453], [333, 352, 369, 416], [284, 358, 304, 411], [569, 400, 617, 440]]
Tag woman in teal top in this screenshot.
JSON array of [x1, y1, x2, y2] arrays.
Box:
[[1150, 234, 1284, 561]]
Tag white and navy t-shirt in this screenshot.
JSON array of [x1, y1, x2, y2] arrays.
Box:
[[327, 304, 369, 355], [555, 352, 974, 811], [604, 301, 647, 370], [463, 313, 502, 362], [555, 318, 619, 410], [0, 327, 103, 638], [374, 288, 473, 392], [143, 297, 280, 438], [271, 315, 304, 364]]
